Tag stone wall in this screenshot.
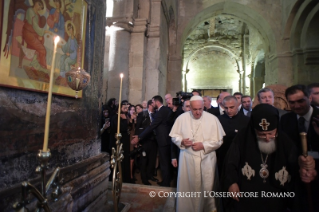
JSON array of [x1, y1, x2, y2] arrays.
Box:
[[0, 0, 108, 211], [186, 48, 239, 92]]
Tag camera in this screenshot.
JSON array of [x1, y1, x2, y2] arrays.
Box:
[[173, 91, 193, 106], [129, 145, 144, 158]]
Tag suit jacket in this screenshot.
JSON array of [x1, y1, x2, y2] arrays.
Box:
[[280, 106, 319, 155], [207, 106, 221, 116], [135, 111, 155, 144], [280, 106, 319, 212], [239, 107, 245, 115], [278, 108, 288, 118], [239, 107, 252, 117], [138, 105, 172, 147]]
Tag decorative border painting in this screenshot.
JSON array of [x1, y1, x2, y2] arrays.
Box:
[[0, 0, 87, 98]]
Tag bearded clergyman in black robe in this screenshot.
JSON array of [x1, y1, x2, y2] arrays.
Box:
[[222, 104, 299, 212]]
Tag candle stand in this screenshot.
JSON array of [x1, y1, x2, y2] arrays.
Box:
[[111, 133, 124, 212], [13, 150, 61, 212]]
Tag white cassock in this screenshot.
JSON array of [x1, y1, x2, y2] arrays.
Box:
[[169, 111, 225, 212]]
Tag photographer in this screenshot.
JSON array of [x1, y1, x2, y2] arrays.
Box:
[[132, 100, 158, 185], [167, 92, 192, 128]]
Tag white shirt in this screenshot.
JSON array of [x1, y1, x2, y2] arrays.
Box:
[[297, 106, 313, 132], [219, 105, 225, 115], [148, 110, 153, 122]]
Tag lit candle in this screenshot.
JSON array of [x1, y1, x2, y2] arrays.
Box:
[[43, 36, 60, 152], [117, 74, 124, 135]]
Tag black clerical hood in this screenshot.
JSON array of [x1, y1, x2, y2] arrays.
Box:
[[251, 104, 279, 131]]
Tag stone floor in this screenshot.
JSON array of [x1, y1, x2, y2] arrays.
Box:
[[105, 168, 177, 212]]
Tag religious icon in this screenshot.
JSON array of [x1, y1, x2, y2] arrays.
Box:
[[0, 0, 87, 98]]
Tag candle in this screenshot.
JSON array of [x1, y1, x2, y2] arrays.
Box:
[[117, 74, 124, 135], [43, 36, 60, 152]]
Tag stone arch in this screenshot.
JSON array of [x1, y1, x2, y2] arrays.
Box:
[[283, 0, 304, 40], [289, 0, 318, 51], [180, 2, 276, 58], [288, 0, 319, 84], [300, 3, 319, 50]]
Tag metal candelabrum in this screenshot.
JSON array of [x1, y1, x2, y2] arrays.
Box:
[[110, 133, 124, 212], [13, 149, 62, 212]]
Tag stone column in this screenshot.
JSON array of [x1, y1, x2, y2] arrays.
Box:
[[145, 0, 163, 100], [128, 19, 148, 104], [102, 28, 111, 105], [254, 76, 264, 95], [238, 70, 244, 93], [167, 56, 183, 95], [107, 22, 132, 101]]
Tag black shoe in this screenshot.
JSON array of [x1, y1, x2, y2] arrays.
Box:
[[142, 180, 151, 185], [148, 177, 159, 182], [130, 178, 136, 184], [157, 181, 163, 186]]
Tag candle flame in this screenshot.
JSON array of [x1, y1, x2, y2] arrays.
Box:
[[120, 73, 124, 78], [54, 36, 60, 44]]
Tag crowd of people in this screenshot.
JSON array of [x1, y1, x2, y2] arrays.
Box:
[[100, 83, 319, 212]]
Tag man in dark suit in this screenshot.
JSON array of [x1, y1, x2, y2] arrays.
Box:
[[207, 91, 230, 116], [240, 95, 252, 117], [257, 88, 287, 118], [134, 100, 158, 185], [308, 83, 319, 109], [233, 92, 243, 111], [131, 95, 172, 187], [280, 84, 319, 211]]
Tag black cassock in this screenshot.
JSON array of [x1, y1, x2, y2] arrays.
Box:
[[217, 112, 249, 176], [222, 127, 299, 212]]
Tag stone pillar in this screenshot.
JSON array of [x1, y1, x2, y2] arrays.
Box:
[[107, 23, 132, 101], [145, 0, 163, 100], [182, 70, 187, 92], [254, 76, 264, 95], [167, 56, 183, 95], [128, 19, 148, 104], [102, 28, 111, 105], [242, 34, 250, 95], [238, 70, 244, 93], [267, 54, 293, 86]]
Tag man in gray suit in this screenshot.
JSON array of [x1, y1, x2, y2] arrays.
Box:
[[257, 88, 287, 118]]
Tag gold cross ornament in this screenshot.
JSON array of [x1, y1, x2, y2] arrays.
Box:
[[259, 119, 270, 130]]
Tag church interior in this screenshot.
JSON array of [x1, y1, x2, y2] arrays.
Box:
[[1, 0, 319, 211]]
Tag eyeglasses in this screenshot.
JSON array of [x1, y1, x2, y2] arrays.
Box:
[[256, 135, 277, 140]]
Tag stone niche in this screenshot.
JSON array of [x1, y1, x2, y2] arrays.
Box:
[[0, 0, 108, 211]]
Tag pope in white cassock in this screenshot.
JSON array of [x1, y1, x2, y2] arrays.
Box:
[[169, 96, 225, 212]]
